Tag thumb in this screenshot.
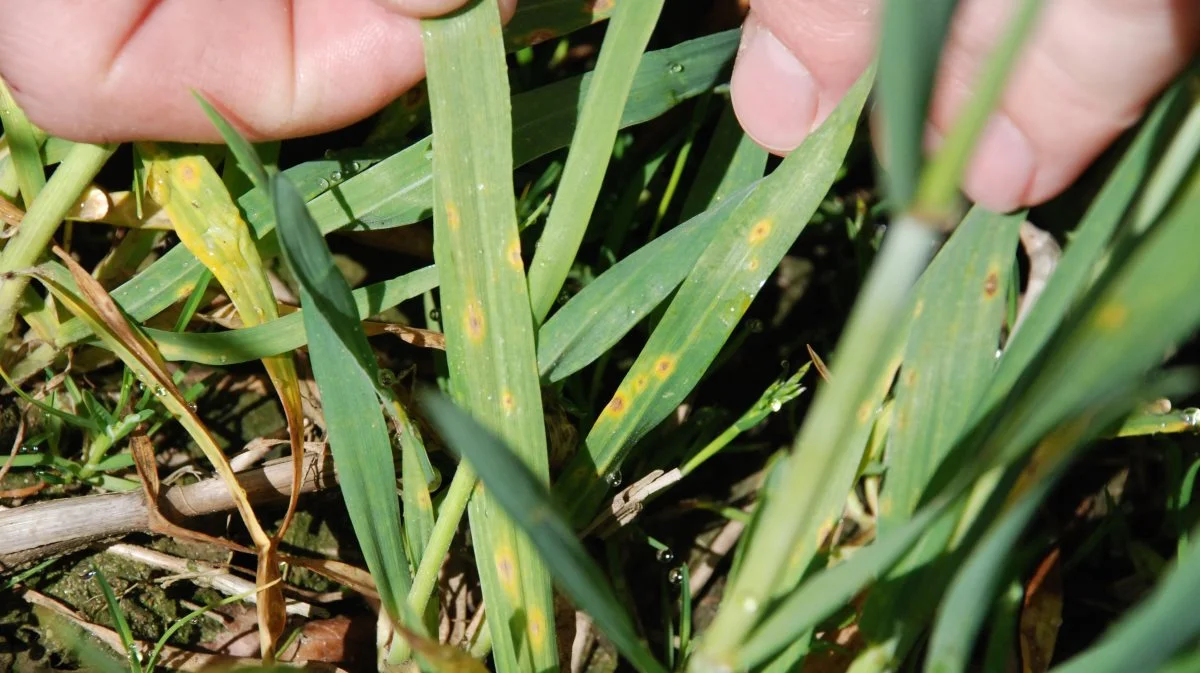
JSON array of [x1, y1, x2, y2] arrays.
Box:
[[372, 0, 516, 19]]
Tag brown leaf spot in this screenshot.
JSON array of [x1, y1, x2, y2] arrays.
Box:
[[748, 218, 773, 244], [652, 355, 676, 379], [605, 393, 628, 417], [983, 266, 1000, 299], [464, 300, 485, 342]]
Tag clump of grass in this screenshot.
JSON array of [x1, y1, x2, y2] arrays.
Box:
[[1, 1, 1198, 672]]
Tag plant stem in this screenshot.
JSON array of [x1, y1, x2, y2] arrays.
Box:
[[0, 142, 115, 335]]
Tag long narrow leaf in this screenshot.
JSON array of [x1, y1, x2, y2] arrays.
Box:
[[527, 0, 665, 322], [422, 390, 667, 673], [271, 174, 417, 631], [423, 2, 558, 668]]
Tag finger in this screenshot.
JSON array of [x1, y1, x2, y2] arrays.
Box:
[[372, 0, 517, 20], [0, 0, 514, 143], [928, 0, 1200, 209], [729, 0, 879, 153]]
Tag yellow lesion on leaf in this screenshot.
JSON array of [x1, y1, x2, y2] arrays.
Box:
[[913, 298, 925, 319], [464, 299, 486, 343], [506, 239, 523, 270], [500, 390, 516, 414], [631, 374, 649, 394], [747, 257, 760, 272], [747, 218, 773, 244], [527, 606, 549, 652], [174, 157, 204, 189], [652, 355, 677, 380], [1094, 302, 1128, 331], [445, 202, 461, 231], [417, 489, 433, 510], [603, 391, 629, 418], [856, 400, 874, 423], [493, 544, 521, 601]]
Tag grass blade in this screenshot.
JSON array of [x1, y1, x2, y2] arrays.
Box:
[[1051, 523, 1200, 673], [537, 181, 753, 382], [145, 266, 438, 364], [505, 0, 616, 50], [555, 69, 874, 529], [0, 77, 47, 207], [678, 102, 770, 222], [140, 142, 307, 538], [527, 0, 665, 322], [880, 207, 1022, 530], [271, 174, 417, 632], [423, 1, 557, 668], [421, 390, 668, 673], [24, 250, 283, 659], [875, 0, 957, 208], [0, 141, 115, 335]]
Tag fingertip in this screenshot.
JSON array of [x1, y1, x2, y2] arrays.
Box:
[[371, 0, 516, 20], [730, 13, 818, 155], [959, 113, 1036, 213], [370, 0, 470, 18]]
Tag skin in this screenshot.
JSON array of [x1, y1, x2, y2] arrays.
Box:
[[0, 0, 1195, 212]]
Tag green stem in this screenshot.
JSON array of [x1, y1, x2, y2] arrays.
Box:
[[386, 461, 478, 665], [0, 141, 116, 335]]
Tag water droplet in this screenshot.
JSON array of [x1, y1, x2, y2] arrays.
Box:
[[476, 182, 486, 192], [378, 369, 398, 387], [605, 469, 623, 488], [1183, 408, 1200, 428], [316, 178, 330, 190], [423, 148, 434, 161], [187, 403, 198, 413], [329, 170, 343, 182], [667, 566, 684, 584], [770, 400, 783, 413], [154, 386, 166, 397], [428, 308, 441, 322], [350, 161, 363, 172], [667, 62, 684, 74], [323, 149, 337, 159], [81, 569, 97, 580], [656, 548, 675, 564], [742, 597, 760, 613]]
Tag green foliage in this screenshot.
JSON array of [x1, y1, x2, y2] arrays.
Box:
[[2, 3, 1198, 673]]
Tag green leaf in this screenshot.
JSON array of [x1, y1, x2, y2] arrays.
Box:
[[527, 0, 666, 322], [271, 173, 416, 629], [145, 266, 438, 365], [537, 181, 754, 382], [423, 1, 558, 668], [421, 390, 668, 673], [555, 68, 875, 531]]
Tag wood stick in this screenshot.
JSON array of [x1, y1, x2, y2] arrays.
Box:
[[0, 448, 336, 569]]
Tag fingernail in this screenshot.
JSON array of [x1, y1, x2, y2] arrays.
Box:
[[371, 0, 465, 18], [962, 113, 1036, 212], [730, 18, 818, 154]]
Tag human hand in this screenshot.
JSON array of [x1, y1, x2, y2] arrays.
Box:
[[729, 0, 1199, 211], [0, 0, 513, 143]]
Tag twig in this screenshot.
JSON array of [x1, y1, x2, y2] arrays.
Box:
[[0, 446, 336, 568], [103, 542, 321, 618], [1011, 220, 1062, 338]]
